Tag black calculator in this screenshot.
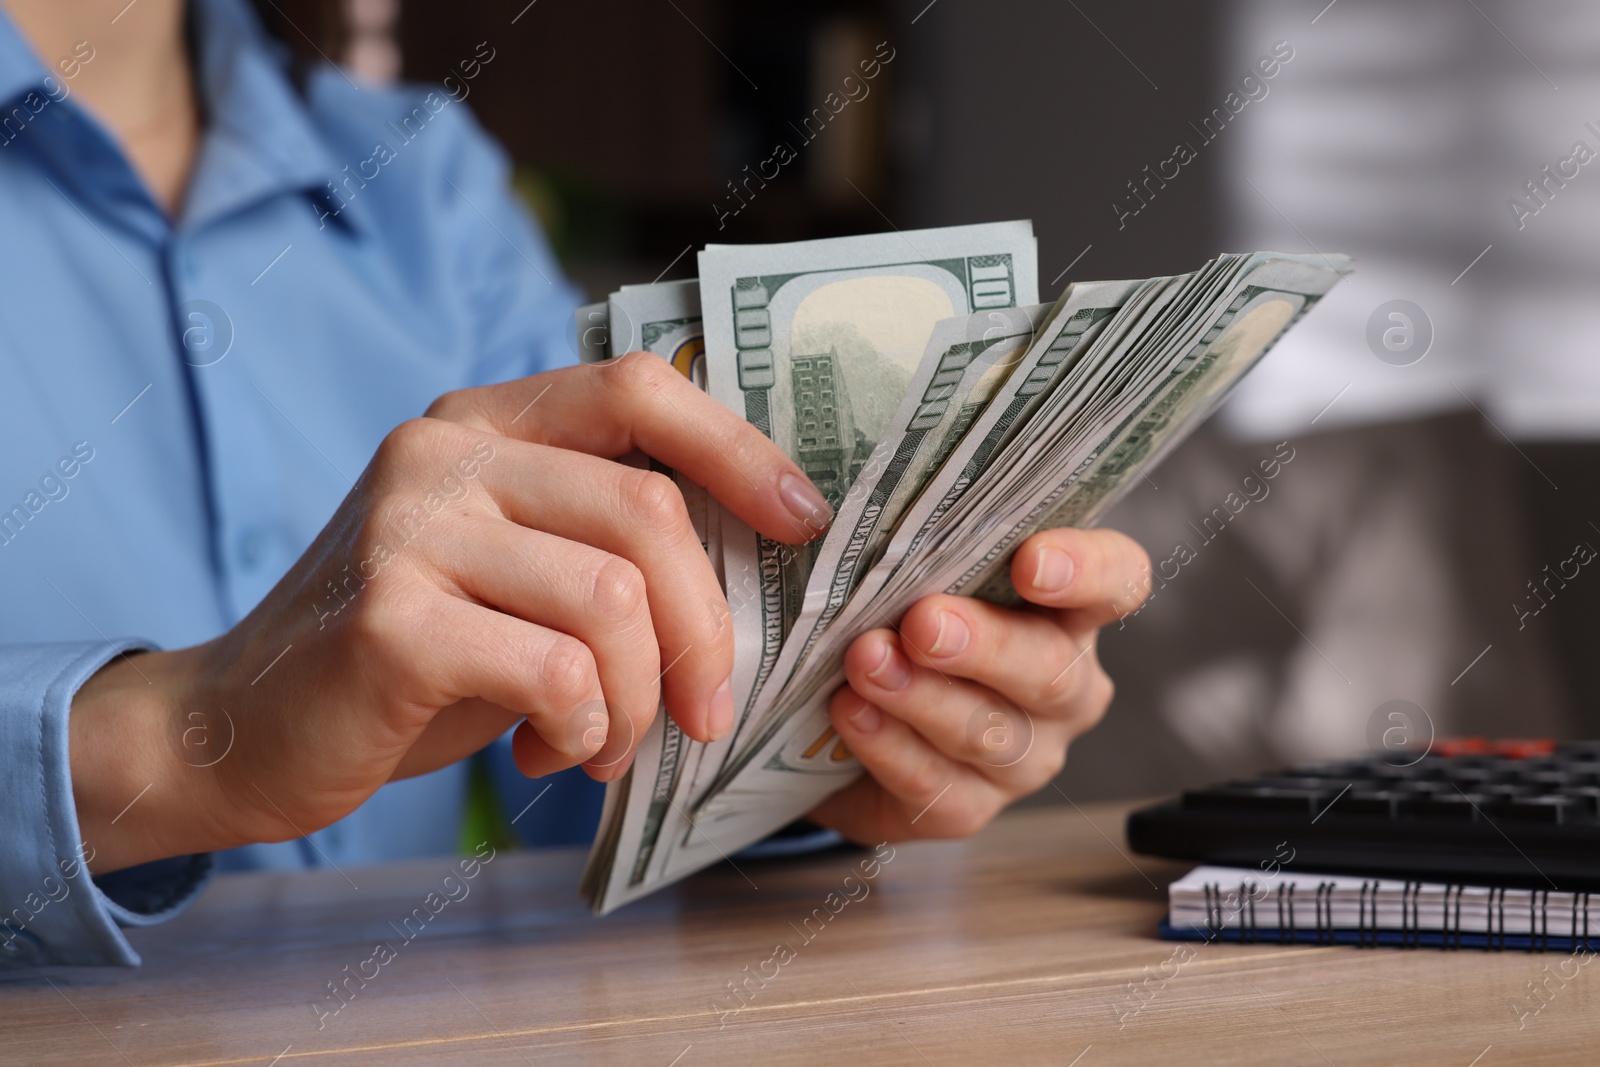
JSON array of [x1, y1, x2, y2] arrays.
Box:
[[1126, 739, 1600, 889]]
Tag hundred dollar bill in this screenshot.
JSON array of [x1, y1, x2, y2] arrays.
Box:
[[612, 226, 1041, 892], [648, 304, 1053, 885], [697, 254, 1351, 830], [865, 254, 1263, 609], [659, 282, 1145, 880], [970, 255, 1352, 600], [749, 304, 1053, 717], [873, 278, 1162, 583], [721, 279, 1143, 786], [697, 222, 1039, 749], [918, 255, 1274, 603], [893, 268, 1240, 588], [583, 241, 1350, 912]]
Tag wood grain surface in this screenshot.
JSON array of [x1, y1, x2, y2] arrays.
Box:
[[4, 802, 1597, 1066]]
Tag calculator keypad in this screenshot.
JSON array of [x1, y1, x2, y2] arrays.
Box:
[[1129, 739, 1600, 890], [1180, 741, 1600, 824]]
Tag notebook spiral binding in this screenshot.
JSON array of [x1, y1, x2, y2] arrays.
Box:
[[1189, 880, 1600, 953]]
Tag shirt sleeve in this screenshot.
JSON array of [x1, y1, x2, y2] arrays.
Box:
[[436, 106, 585, 387], [0, 641, 211, 968]]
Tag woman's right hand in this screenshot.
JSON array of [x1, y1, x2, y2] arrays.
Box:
[[69, 352, 833, 874]]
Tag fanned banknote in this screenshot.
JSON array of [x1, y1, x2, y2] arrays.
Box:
[[573, 229, 1350, 913], [698, 223, 1038, 752]]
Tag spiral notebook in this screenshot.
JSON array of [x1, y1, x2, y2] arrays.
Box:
[[1163, 866, 1600, 952]]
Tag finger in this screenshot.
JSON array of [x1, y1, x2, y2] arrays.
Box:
[[893, 595, 1112, 723], [383, 593, 610, 775], [511, 720, 586, 780], [393, 698, 599, 782], [816, 686, 1003, 839], [475, 444, 733, 744], [425, 352, 834, 545], [842, 629, 1072, 788], [441, 516, 661, 778], [391, 698, 522, 781], [1009, 527, 1152, 628]]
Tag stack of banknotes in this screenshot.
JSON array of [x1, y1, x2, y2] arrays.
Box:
[[572, 220, 1349, 913]]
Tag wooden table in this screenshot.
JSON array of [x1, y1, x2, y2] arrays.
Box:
[[6, 801, 1600, 1066]]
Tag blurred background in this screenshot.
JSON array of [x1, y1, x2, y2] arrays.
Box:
[[341, 0, 1600, 802]]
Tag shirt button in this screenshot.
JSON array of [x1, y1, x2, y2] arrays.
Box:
[[239, 529, 269, 567]]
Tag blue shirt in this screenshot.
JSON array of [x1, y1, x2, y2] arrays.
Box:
[[0, 0, 590, 966]]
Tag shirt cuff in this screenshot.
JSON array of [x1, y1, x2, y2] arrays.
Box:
[[0, 640, 212, 968]]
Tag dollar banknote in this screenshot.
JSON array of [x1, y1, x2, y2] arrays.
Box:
[[647, 301, 1061, 886], [578, 232, 1350, 913], [694, 254, 1351, 833], [696, 222, 1039, 752]]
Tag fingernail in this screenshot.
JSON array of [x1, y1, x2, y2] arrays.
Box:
[[847, 699, 882, 735], [1032, 546, 1075, 593], [929, 610, 970, 658], [779, 470, 832, 533], [707, 677, 735, 741], [866, 640, 912, 692]]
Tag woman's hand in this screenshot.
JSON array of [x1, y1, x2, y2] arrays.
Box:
[[809, 527, 1149, 843], [70, 353, 832, 874]]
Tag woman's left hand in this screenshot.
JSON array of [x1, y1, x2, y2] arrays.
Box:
[[809, 527, 1150, 842]]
